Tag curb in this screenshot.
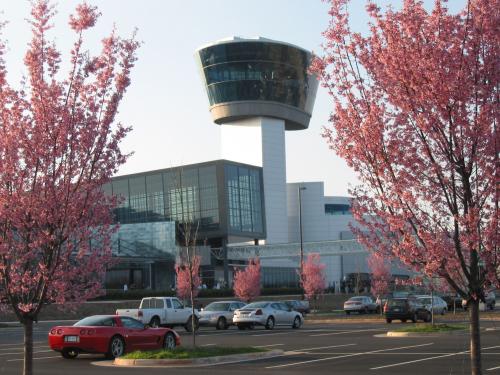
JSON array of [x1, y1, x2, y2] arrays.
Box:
[[306, 318, 384, 324], [386, 330, 468, 337], [112, 349, 284, 367]]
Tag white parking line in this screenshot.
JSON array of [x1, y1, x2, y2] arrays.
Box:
[[310, 328, 384, 337], [303, 352, 500, 356], [201, 344, 216, 346], [7, 355, 60, 362], [0, 350, 52, 357], [255, 344, 285, 348], [487, 364, 500, 371], [0, 341, 46, 347], [370, 345, 500, 370], [0, 345, 49, 352], [252, 331, 298, 337], [289, 343, 357, 352], [265, 343, 434, 369]]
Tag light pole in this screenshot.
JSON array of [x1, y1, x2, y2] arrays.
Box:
[[298, 186, 306, 299]]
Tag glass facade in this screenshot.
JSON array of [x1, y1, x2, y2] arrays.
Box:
[[225, 164, 264, 234], [110, 164, 220, 232], [107, 161, 265, 239], [198, 42, 316, 114], [325, 203, 351, 216]]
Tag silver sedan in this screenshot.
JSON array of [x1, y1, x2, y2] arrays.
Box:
[[198, 301, 246, 330], [233, 301, 303, 330]]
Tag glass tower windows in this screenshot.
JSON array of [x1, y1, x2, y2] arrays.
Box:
[[324, 203, 351, 215], [107, 161, 264, 239], [129, 176, 147, 222], [198, 42, 315, 114], [146, 174, 165, 221], [225, 165, 264, 234]]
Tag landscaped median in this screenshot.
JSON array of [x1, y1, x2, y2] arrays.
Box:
[[113, 346, 283, 367], [386, 323, 469, 337]]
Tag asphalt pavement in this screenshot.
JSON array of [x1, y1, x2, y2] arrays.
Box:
[[1, 319, 500, 374]]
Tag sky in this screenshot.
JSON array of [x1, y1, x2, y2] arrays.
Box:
[[0, 0, 466, 196]]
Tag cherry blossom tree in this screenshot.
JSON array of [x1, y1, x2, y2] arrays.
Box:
[[367, 253, 391, 301], [175, 251, 201, 346], [233, 258, 261, 303], [313, 1, 498, 373], [301, 253, 326, 302], [0, 2, 138, 374], [175, 254, 201, 301]]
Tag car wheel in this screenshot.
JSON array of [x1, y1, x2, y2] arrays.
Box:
[[363, 307, 369, 314], [61, 348, 78, 359], [216, 317, 227, 330], [376, 306, 381, 314], [425, 312, 432, 322], [163, 332, 176, 350], [150, 316, 161, 328], [411, 313, 417, 323], [237, 324, 246, 330], [106, 335, 125, 359], [185, 316, 199, 332], [265, 316, 275, 330], [386, 318, 392, 323], [292, 316, 301, 329]]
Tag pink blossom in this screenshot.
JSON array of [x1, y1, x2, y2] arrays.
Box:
[[233, 258, 261, 303], [301, 253, 326, 300], [175, 255, 201, 300]]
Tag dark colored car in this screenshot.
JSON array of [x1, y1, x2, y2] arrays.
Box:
[[49, 315, 180, 359], [384, 298, 431, 323], [441, 294, 463, 310], [462, 290, 496, 311], [282, 300, 311, 315]]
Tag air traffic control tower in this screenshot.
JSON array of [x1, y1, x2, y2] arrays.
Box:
[[196, 37, 318, 244]]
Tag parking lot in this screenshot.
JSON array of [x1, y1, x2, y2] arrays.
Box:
[[1, 318, 500, 374]]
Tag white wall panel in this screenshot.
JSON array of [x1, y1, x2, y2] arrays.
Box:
[[220, 117, 288, 244]]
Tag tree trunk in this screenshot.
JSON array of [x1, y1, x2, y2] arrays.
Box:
[[191, 291, 196, 347], [23, 318, 34, 375], [469, 299, 482, 375]]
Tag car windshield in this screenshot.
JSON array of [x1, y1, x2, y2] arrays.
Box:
[[74, 316, 111, 327], [387, 299, 407, 307], [243, 302, 269, 309], [418, 298, 432, 305], [204, 302, 230, 311]]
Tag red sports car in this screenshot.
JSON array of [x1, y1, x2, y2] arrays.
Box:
[[49, 315, 181, 359]]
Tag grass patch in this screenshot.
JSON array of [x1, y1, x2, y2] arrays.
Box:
[[393, 323, 468, 333], [122, 346, 267, 360]]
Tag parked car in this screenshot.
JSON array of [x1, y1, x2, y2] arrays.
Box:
[[116, 297, 200, 332], [199, 301, 246, 329], [282, 300, 311, 315], [48, 315, 180, 359], [233, 301, 303, 330], [344, 296, 379, 314], [462, 290, 496, 311], [416, 295, 448, 315], [384, 298, 431, 323], [440, 294, 463, 310]]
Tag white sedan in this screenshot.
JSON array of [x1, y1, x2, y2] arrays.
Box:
[[233, 301, 303, 330], [344, 296, 379, 314], [199, 301, 246, 329], [417, 295, 448, 315]]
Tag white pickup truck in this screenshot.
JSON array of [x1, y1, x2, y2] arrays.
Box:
[[116, 297, 200, 332]]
